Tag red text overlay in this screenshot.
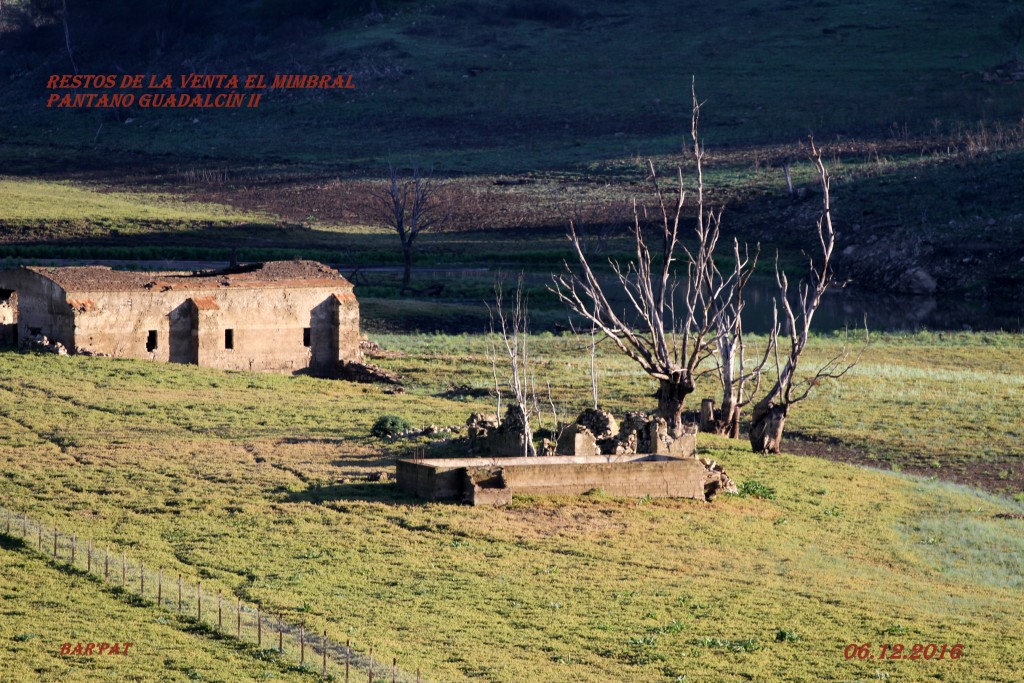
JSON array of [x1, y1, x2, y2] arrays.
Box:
[[844, 643, 964, 661], [45, 73, 355, 109], [60, 642, 134, 656]]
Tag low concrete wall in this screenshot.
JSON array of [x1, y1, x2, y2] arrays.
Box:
[[397, 455, 708, 504]]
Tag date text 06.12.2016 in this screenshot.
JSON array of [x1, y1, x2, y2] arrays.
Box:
[[844, 643, 964, 661]]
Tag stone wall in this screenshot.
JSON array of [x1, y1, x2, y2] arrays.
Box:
[[0, 267, 360, 373], [0, 289, 16, 347], [398, 454, 714, 505], [0, 271, 74, 349]]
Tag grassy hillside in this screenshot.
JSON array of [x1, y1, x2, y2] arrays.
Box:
[[2, 0, 1024, 172], [0, 536, 317, 683], [1, 333, 1022, 682]]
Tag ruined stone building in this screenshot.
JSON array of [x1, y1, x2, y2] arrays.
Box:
[[0, 261, 360, 373]]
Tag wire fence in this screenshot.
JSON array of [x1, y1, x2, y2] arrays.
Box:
[[1, 502, 425, 683]]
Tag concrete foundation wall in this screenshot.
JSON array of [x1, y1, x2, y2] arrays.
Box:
[[497, 459, 706, 499], [398, 455, 708, 504]]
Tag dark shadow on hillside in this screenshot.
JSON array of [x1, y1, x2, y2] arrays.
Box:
[[328, 455, 400, 470], [282, 480, 423, 506], [0, 534, 29, 551], [280, 436, 352, 447]]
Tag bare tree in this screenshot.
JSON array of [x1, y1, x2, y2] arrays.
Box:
[[488, 273, 537, 457], [60, 0, 77, 75], [707, 240, 776, 438], [370, 165, 451, 293], [552, 87, 735, 438], [1001, 4, 1024, 62], [748, 143, 865, 453]]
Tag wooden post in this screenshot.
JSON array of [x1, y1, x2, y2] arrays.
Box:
[[198, 581, 202, 622], [104, 545, 109, 581], [158, 568, 162, 607], [71, 533, 76, 566], [23, 513, 27, 538], [5, 507, 9, 534], [217, 591, 222, 633], [345, 639, 350, 683], [369, 647, 374, 683], [140, 559, 145, 596], [322, 631, 327, 676], [87, 539, 92, 573], [37, 522, 42, 550], [278, 613, 283, 653], [300, 623, 305, 666], [417, 667, 421, 683], [121, 551, 126, 588], [699, 398, 715, 433], [177, 574, 182, 613], [53, 526, 57, 558], [392, 657, 397, 683], [236, 598, 241, 639], [257, 607, 262, 647]]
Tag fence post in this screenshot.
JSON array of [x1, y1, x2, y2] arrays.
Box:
[[158, 568, 162, 607], [369, 647, 374, 683], [218, 591, 222, 633], [417, 667, 421, 683], [140, 560, 145, 597], [53, 526, 57, 558], [278, 612, 283, 654], [346, 639, 350, 683], [22, 513, 27, 538], [178, 574, 182, 613], [104, 545, 109, 581], [300, 623, 305, 666], [257, 607, 262, 647], [322, 631, 327, 676], [87, 538, 92, 573], [236, 598, 241, 639], [5, 507, 9, 534], [71, 533, 76, 566], [121, 551, 126, 588], [37, 520, 41, 550], [198, 581, 202, 622], [392, 657, 397, 683]]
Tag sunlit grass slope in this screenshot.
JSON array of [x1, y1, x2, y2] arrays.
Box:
[[0, 177, 264, 240], [1, 333, 1022, 681], [0, 537, 315, 683]]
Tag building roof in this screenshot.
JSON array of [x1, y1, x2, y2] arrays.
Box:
[[22, 261, 352, 293]]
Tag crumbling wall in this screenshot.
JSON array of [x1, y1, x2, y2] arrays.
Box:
[[0, 266, 360, 374], [554, 410, 697, 459], [0, 289, 16, 347], [399, 454, 735, 505], [0, 271, 75, 350]]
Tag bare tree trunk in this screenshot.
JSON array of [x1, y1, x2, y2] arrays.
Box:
[[61, 0, 78, 75], [719, 396, 741, 438], [749, 400, 787, 454], [699, 396, 742, 438], [401, 245, 413, 292], [727, 403, 741, 439], [657, 378, 691, 438]]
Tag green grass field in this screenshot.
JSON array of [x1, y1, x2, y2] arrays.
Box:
[[1, 333, 1022, 682]]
